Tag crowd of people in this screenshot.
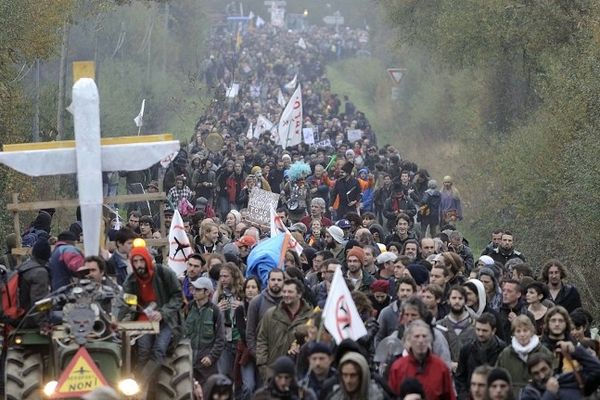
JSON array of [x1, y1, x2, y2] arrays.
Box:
[[2, 14, 600, 400]]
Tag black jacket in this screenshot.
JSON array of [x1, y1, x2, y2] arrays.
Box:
[[550, 283, 582, 313], [455, 335, 507, 397]]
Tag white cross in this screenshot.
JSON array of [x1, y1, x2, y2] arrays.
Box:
[[0, 78, 180, 256]]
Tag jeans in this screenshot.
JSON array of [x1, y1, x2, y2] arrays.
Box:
[[240, 361, 257, 400], [136, 323, 172, 366], [217, 341, 237, 377]]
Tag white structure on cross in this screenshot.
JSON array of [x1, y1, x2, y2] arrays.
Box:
[[0, 78, 180, 256]]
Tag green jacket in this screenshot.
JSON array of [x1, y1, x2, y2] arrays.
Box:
[[119, 265, 183, 330], [184, 301, 225, 364], [256, 299, 313, 367], [496, 342, 555, 397]]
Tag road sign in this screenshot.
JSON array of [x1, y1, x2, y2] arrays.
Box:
[[387, 68, 406, 84], [51, 347, 109, 398]]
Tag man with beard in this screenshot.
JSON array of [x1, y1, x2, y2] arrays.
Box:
[[246, 269, 284, 360], [490, 231, 525, 267], [436, 286, 476, 369], [119, 244, 182, 393], [401, 239, 421, 263], [455, 313, 506, 398], [302, 342, 336, 398], [256, 279, 313, 380], [329, 162, 361, 219], [325, 226, 345, 262], [375, 276, 418, 346], [345, 246, 375, 293], [521, 341, 600, 400], [541, 259, 582, 313]]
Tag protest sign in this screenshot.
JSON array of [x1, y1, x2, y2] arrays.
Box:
[[246, 188, 280, 225], [347, 129, 363, 143]]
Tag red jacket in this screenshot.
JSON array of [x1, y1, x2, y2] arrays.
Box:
[[388, 351, 456, 400]]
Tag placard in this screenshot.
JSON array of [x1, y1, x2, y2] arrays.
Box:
[[347, 129, 363, 143], [247, 188, 280, 225], [303, 128, 315, 144]]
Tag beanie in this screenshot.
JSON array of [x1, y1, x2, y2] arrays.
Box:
[[407, 264, 430, 286], [347, 246, 365, 264], [399, 378, 425, 398], [370, 279, 390, 294], [270, 356, 296, 376], [308, 342, 332, 356], [32, 238, 51, 262], [487, 368, 512, 386], [478, 255, 495, 266]]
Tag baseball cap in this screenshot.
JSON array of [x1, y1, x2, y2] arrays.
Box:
[[191, 277, 213, 291]]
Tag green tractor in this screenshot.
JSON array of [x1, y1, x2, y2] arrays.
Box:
[[2, 280, 193, 399]]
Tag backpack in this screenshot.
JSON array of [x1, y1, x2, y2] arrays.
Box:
[[1, 270, 24, 324]]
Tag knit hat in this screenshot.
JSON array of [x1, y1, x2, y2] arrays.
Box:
[[399, 378, 425, 399], [270, 356, 296, 376], [32, 238, 51, 262], [376, 251, 397, 265], [487, 368, 512, 386], [478, 255, 495, 266], [308, 342, 332, 356], [196, 197, 208, 208], [406, 263, 430, 286], [370, 279, 390, 294], [345, 149, 355, 158], [57, 230, 78, 242], [341, 161, 354, 174], [327, 226, 345, 244], [347, 246, 365, 264]]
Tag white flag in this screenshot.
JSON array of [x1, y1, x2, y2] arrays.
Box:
[[256, 16, 265, 27], [226, 83, 240, 98], [277, 84, 303, 147], [269, 206, 303, 254], [323, 267, 368, 344], [248, 11, 255, 19], [168, 210, 193, 276], [284, 74, 297, 91], [134, 99, 146, 127], [254, 114, 273, 138], [246, 122, 254, 139], [298, 38, 307, 49], [277, 89, 286, 108]]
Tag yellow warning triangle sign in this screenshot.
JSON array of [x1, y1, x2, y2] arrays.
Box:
[[51, 347, 110, 398]]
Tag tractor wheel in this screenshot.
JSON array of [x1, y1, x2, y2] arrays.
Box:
[[4, 348, 43, 400], [152, 340, 193, 400]]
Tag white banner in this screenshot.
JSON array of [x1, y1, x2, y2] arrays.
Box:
[[168, 210, 193, 276], [254, 115, 274, 138], [277, 84, 303, 147], [323, 267, 368, 344], [247, 188, 281, 226], [347, 129, 363, 143]]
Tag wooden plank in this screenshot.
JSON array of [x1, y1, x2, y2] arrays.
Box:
[[7, 192, 167, 212]]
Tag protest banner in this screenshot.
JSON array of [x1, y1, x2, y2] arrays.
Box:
[[347, 129, 363, 143], [246, 187, 280, 225]]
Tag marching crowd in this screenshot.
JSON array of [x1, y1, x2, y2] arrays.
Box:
[[3, 16, 600, 400]]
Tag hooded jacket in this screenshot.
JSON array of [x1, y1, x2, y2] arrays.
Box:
[[478, 268, 503, 312], [246, 289, 282, 356], [329, 352, 386, 400], [465, 279, 487, 318], [119, 247, 183, 330]]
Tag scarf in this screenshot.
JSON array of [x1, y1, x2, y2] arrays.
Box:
[[511, 335, 540, 362]]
